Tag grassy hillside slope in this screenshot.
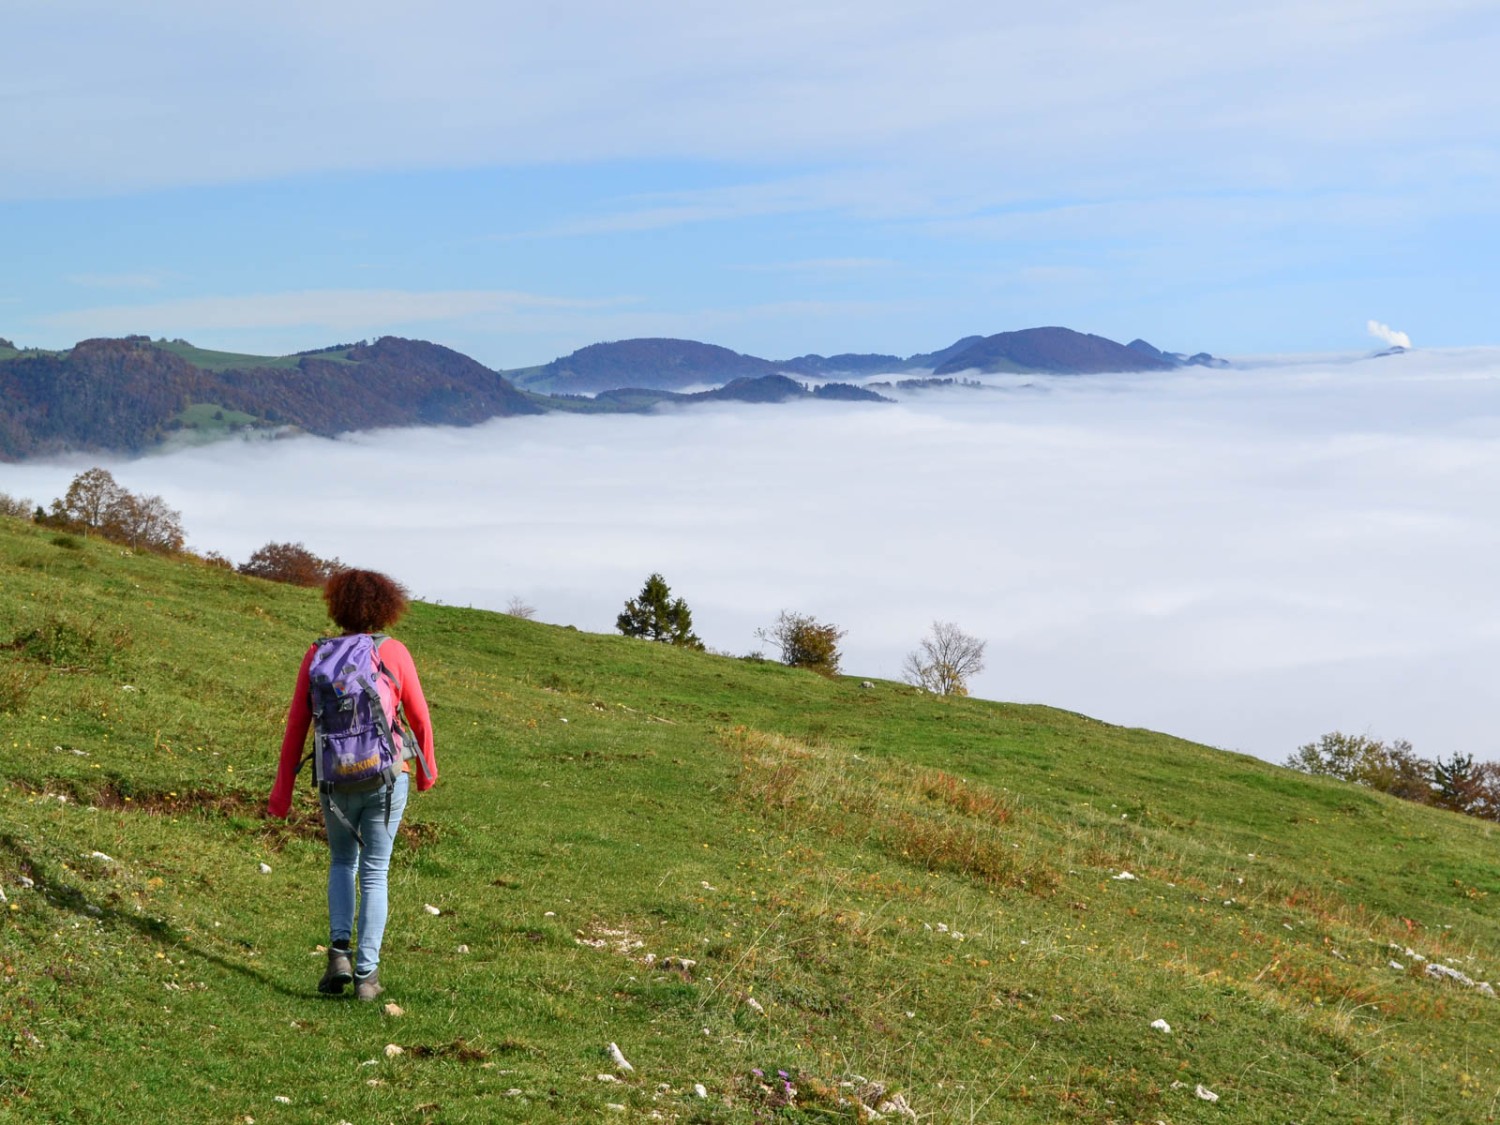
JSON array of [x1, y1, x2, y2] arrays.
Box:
[[1, 517, 1497, 1123]]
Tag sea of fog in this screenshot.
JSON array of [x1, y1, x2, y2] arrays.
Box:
[[5, 347, 1500, 766]]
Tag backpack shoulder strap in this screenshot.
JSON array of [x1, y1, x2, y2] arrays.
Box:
[[371, 633, 402, 692]]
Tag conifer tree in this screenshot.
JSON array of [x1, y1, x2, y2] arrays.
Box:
[[616, 573, 704, 649]]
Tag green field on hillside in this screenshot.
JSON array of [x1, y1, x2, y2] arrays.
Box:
[[174, 402, 266, 434], [0, 345, 65, 363], [1, 515, 1497, 1123], [153, 340, 356, 371]]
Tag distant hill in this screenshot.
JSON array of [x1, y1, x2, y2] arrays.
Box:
[[934, 327, 1176, 375], [511, 338, 780, 394], [775, 352, 907, 377], [588, 374, 892, 410], [0, 337, 216, 459], [1127, 338, 1230, 369], [0, 335, 541, 461], [903, 335, 987, 370], [0, 325, 1224, 459]]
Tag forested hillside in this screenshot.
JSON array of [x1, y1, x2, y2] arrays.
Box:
[[0, 336, 541, 460]]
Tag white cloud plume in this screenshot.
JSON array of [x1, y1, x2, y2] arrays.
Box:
[[4, 347, 1499, 766], [1367, 319, 1412, 349]]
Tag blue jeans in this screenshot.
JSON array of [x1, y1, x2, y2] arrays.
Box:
[[321, 772, 409, 977]]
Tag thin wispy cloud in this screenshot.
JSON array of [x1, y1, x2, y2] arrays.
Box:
[[65, 272, 170, 291], [40, 288, 638, 338], [9, 2, 1498, 199], [734, 258, 896, 273], [4, 349, 1498, 765], [5, 1, 1497, 361]]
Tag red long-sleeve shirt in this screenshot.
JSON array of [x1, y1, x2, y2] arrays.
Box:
[[267, 636, 437, 818]]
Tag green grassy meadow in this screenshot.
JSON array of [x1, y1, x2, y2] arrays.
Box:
[[1, 515, 1498, 1123], [153, 341, 356, 372]]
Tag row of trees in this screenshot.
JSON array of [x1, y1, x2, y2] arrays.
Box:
[[32, 467, 188, 553], [9, 481, 992, 693], [1286, 732, 1500, 822], [615, 573, 987, 693], [1, 470, 343, 589]]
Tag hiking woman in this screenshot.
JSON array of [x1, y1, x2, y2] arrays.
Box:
[[267, 568, 438, 1000]]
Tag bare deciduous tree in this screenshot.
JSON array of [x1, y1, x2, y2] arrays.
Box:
[[0, 490, 34, 520], [903, 621, 987, 696], [51, 467, 124, 534], [105, 491, 185, 552], [505, 596, 537, 620]]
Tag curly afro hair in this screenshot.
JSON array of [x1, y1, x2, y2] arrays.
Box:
[[322, 568, 410, 634]]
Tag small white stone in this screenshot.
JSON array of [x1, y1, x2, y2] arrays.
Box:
[[745, 996, 765, 1015], [1194, 1085, 1219, 1103], [597, 1074, 620, 1083], [273, 1096, 291, 1105], [544, 911, 556, 918], [1390, 961, 1405, 971], [457, 944, 470, 954], [384, 1043, 404, 1058], [424, 904, 441, 915], [383, 1003, 404, 1017], [1112, 871, 1137, 881], [258, 863, 272, 875], [90, 851, 113, 862], [694, 1083, 708, 1098], [1150, 1019, 1171, 1033], [505, 1089, 522, 1096], [605, 1104, 626, 1113]]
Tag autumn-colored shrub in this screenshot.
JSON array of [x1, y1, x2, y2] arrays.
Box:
[[238, 541, 343, 587]]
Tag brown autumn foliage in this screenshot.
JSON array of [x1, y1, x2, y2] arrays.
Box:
[[44, 467, 186, 553], [237, 541, 343, 587]]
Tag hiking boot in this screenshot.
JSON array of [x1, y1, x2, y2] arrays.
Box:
[[354, 970, 383, 1002], [318, 946, 353, 995]]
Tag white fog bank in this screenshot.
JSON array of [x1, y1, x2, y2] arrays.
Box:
[[6, 347, 1500, 765]]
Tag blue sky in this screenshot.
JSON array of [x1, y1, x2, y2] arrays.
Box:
[[5, 0, 1498, 369]]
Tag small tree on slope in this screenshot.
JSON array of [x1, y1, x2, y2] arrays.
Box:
[[903, 620, 987, 696], [617, 573, 704, 649], [756, 610, 845, 675]]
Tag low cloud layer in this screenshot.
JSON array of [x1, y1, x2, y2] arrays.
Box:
[[5, 348, 1500, 764]]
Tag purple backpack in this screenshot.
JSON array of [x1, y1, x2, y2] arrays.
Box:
[[307, 633, 412, 794]]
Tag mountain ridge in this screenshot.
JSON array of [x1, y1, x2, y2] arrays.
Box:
[[0, 326, 1223, 460]]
